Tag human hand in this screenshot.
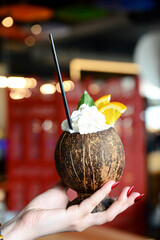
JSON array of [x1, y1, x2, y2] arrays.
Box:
[[1, 180, 144, 240]]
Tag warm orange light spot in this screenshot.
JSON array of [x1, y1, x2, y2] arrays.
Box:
[[56, 80, 75, 93], [40, 84, 56, 95], [7, 77, 27, 88], [25, 78, 37, 88], [2, 16, 14, 27], [88, 83, 101, 95], [9, 88, 31, 100], [24, 36, 36, 47], [31, 24, 42, 35]]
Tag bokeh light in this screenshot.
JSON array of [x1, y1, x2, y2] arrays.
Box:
[[7, 77, 27, 89], [31, 24, 42, 35], [24, 36, 36, 47], [56, 80, 74, 93], [40, 83, 56, 94], [9, 88, 32, 100], [2, 16, 14, 27]]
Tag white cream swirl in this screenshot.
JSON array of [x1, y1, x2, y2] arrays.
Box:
[[61, 103, 113, 134]]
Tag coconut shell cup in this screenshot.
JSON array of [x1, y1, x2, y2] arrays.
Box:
[[54, 127, 125, 212]]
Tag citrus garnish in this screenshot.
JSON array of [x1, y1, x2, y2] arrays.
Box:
[[95, 94, 111, 110], [98, 102, 127, 125]]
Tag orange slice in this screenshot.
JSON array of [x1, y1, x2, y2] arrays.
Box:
[[95, 94, 111, 109], [99, 102, 127, 125]]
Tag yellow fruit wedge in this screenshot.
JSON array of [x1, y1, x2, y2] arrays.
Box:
[[99, 102, 127, 125], [95, 94, 111, 109]]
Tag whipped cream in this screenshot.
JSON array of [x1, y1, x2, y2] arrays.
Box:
[[61, 103, 113, 134]]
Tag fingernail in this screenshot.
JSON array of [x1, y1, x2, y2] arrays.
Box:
[[111, 181, 119, 190], [127, 186, 134, 197], [134, 193, 145, 203]]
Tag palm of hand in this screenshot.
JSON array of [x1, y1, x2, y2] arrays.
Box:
[[16, 181, 71, 239]]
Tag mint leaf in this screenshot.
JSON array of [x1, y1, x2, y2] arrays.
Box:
[[77, 91, 96, 109]]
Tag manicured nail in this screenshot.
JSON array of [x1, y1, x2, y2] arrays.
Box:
[[111, 181, 119, 190], [134, 193, 145, 203], [127, 186, 134, 197]]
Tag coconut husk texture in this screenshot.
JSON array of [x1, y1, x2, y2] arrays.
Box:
[[55, 127, 125, 212]]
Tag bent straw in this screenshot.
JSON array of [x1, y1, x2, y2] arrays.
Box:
[[49, 34, 73, 130]]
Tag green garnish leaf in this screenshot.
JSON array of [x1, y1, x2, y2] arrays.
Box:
[[77, 90, 96, 109]]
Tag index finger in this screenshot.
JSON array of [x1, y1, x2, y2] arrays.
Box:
[[90, 187, 141, 225], [79, 180, 116, 214]]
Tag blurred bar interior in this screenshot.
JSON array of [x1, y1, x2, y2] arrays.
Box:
[[0, 0, 160, 239]]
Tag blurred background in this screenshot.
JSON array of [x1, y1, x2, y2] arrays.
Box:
[[0, 0, 160, 239]]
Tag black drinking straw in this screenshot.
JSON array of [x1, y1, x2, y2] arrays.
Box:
[[49, 34, 73, 130]]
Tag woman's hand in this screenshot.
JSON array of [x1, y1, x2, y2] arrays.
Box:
[[1, 180, 144, 240]]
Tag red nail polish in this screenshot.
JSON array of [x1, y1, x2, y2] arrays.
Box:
[[111, 181, 119, 190], [134, 193, 145, 203], [127, 186, 134, 197]]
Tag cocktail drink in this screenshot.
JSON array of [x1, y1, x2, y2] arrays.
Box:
[[55, 92, 126, 212]]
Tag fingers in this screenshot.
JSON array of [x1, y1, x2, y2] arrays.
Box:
[[89, 186, 144, 226], [106, 187, 139, 215], [79, 180, 116, 214], [67, 183, 144, 232]]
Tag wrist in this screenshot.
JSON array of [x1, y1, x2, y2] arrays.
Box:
[[1, 219, 18, 240], [1, 215, 29, 240]]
